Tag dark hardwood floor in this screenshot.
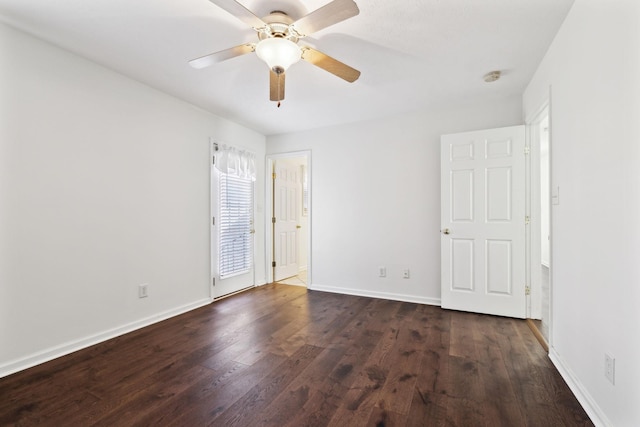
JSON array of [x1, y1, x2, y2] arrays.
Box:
[[1, 284, 592, 426]]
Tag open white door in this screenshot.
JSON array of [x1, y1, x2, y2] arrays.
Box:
[[273, 159, 300, 281], [441, 126, 526, 318]]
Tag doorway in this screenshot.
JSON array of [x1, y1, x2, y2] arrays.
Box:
[[266, 152, 311, 286], [210, 141, 257, 299], [528, 104, 551, 345]]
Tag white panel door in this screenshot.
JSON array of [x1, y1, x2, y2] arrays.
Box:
[[274, 160, 300, 281], [441, 126, 526, 318]]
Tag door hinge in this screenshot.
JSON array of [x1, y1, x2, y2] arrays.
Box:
[[524, 146, 530, 155], [212, 216, 215, 226], [212, 156, 215, 165], [212, 277, 216, 287], [272, 217, 276, 224], [272, 172, 276, 179], [272, 261, 276, 267], [525, 285, 531, 296], [525, 215, 530, 225]]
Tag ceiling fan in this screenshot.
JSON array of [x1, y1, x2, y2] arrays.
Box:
[[189, 0, 361, 106]]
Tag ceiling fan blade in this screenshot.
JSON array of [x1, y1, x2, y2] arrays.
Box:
[[301, 47, 361, 82], [189, 44, 255, 69], [270, 71, 285, 102], [292, 0, 359, 36], [208, 0, 266, 29]]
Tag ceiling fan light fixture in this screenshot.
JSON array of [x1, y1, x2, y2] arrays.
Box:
[[255, 37, 301, 74]]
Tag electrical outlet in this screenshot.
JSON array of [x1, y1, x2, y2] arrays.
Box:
[[378, 267, 386, 278], [605, 353, 615, 384], [403, 269, 410, 279], [138, 283, 149, 298]]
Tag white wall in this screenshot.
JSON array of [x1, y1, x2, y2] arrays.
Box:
[[267, 98, 522, 304], [523, 0, 640, 425], [0, 22, 266, 377]]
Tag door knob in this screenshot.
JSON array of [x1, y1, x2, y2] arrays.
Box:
[[296, 225, 301, 229], [441, 228, 451, 235]]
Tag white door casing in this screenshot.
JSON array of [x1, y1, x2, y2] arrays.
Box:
[[273, 159, 300, 281], [441, 126, 526, 318], [527, 102, 551, 324]]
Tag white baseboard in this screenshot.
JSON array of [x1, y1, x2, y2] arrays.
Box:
[[549, 348, 612, 427], [308, 283, 441, 306], [0, 298, 211, 379]]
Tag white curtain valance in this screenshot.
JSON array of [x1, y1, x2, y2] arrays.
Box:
[[214, 144, 256, 181]]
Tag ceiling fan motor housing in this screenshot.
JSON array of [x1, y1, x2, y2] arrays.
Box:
[[259, 12, 300, 43]]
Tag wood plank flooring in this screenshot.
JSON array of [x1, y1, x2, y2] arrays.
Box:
[[0, 284, 593, 426]]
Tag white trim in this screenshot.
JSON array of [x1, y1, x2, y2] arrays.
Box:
[[309, 284, 441, 307], [549, 348, 611, 427], [525, 118, 533, 318], [210, 137, 217, 301], [525, 97, 551, 325], [0, 298, 211, 379]]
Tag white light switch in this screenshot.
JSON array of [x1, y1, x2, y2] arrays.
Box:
[[378, 267, 386, 278]]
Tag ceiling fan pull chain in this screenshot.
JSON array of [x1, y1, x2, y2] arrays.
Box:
[[277, 76, 282, 108]]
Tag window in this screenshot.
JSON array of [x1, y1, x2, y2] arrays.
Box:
[[218, 172, 254, 278]]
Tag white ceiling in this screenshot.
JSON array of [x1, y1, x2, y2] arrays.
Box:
[[0, 0, 573, 135]]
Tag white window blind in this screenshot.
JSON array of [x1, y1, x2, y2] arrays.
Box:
[[219, 173, 254, 278]]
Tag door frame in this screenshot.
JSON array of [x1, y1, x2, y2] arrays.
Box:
[[526, 98, 552, 342], [265, 151, 312, 285], [210, 139, 257, 300]]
